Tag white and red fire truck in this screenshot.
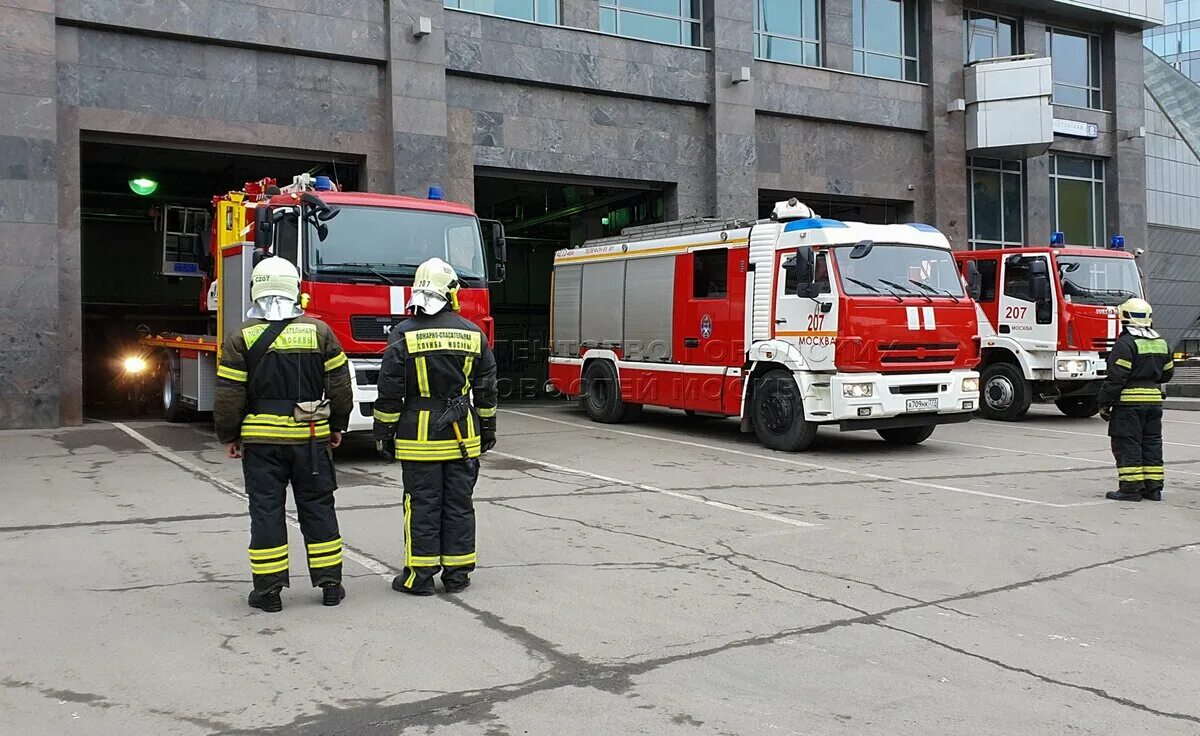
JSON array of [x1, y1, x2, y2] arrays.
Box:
[[546, 199, 982, 451], [954, 242, 1144, 420], [139, 174, 506, 432]]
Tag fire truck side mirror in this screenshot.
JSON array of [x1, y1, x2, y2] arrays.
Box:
[[482, 219, 507, 283], [254, 206, 273, 252], [1028, 259, 1050, 302], [784, 248, 818, 297], [965, 260, 983, 301]]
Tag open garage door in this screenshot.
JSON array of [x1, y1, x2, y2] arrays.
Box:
[[475, 172, 667, 399], [79, 137, 361, 419]]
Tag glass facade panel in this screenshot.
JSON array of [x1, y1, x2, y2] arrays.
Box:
[[1051, 155, 1106, 248], [756, 0, 822, 66], [968, 158, 1025, 249], [600, 0, 702, 46], [853, 0, 920, 81], [447, 0, 557, 23], [1046, 28, 1102, 108]]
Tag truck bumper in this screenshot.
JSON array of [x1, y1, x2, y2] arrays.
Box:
[[346, 359, 381, 433], [817, 369, 980, 426], [1052, 351, 1106, 381]]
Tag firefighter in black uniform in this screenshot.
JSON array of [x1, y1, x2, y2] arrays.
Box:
[[215, 257, 354, 612], [373, 258, 497, 596], [1097, 297, 1174, 502]]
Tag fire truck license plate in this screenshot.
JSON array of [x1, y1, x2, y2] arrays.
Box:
[[906, 398, 938, 412]]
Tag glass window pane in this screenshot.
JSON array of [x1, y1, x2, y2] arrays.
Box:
[[536, 0, 556, 22], [1056, 179, 1094, 246], [601, 7, 616, 32], [619, 10, 682, 44], [685, 0, 701, 19], [761, 0, 804, 38], [803, 0, 819, 37], [687, 21, 701, 45], [853, 0, 864, 46], [621, 0, 678, 14], [1053, 83, 1089, 107], [459, 0, 536, 21], [1051, 31, 1090, 87], [903, 0, 918, 56], [1094, 184, 1105, 247], [998, 18, 1015, 57], [1003, 172, 1023, 243], [863, 0, 902, 54], [1089, 36, 1101, 86], [853, 49, 864, 73], [865, 52, 903, 79], [972, 169, 1003, 242], [803, 40, 819, 66], [1056, 155, 1093, 178], [904, 58, 918, 81], [762, 35, 806, 64]]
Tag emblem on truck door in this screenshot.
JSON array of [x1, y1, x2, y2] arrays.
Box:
[[700, 314, 713, 339]]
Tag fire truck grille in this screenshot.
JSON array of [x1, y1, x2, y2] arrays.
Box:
[[878, 342, 958, 365], [351, 316, 406, 343], [889, 384, 944, 395]]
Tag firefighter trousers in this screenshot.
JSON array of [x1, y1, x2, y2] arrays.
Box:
[[243, 443, 343, 591], [398, 459, 478, 593], [1109, 405, 1165, 495]]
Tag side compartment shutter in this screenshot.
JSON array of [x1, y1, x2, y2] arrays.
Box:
[[623, 256, 676, 361], [552, 264, 583, 358], [580, 260, 626, 350], [748, 222, 781, 342]]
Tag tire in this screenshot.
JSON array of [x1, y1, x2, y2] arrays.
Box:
[[751, 369, 818, 452], [877, 425, 936, 446], [161, 351, 193, 423], [1056, 395, 1099, 418], [978, 362, 1032, 421], [581, 360, 634, 424]]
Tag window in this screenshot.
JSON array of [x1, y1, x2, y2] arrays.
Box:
[[1050, 155, 1105, 248], [853, 0, 920, 81], [1046, 28, 1101, 108], [601, 0, 701, 46], [444, 0, 558, 23], [1003, 258, 1035, 302], [756, 0, 821, 67], [974, 258, 998, 302], [963, 11, 1018, 63], [967, 158, 1024, 249], [693, 248, 728, 298]]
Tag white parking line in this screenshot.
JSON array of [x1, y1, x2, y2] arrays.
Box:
[[112, 422, 396, 583], [931, 436, 1200, 479], [492, 450, 819, 529], [502, 410, 1107, 508], [982, 420, 1200, 450]]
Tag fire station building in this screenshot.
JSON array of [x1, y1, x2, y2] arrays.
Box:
[[0, 0, 1184, 428]]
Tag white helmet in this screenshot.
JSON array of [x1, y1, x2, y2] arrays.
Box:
[[407, 258, 460, 315], [250, 257, 301, 301], [1118, 297, 1153, 328]]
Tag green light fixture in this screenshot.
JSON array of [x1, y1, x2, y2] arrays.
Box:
[[601, 216, 610, 226], [128, 177, 158, 196]]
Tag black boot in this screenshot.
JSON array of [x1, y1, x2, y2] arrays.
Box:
[[321, 583, 346, 606], [392, 574, 434, 596], [248, 587, 283, 613], [1142, 489, 1163, 501], [1106, 490, 1143, 502], [443, 576, 471, 594]]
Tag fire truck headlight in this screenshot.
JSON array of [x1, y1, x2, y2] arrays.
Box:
[[123, 356, 148, 375], [842, 382, 873, 398], [961, 377, 979, 393], [1057, 359, 1086, 374]]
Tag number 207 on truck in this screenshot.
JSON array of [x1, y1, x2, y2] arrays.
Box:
[[546, 199, 982, 452]]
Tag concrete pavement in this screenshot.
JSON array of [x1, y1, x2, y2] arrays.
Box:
[[3, 403, 1200, 735]]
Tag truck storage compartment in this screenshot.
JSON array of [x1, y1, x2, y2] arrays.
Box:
[[580, 260, 626, 349], [552, 264, 583, 357], [623, 255, 675, 361]]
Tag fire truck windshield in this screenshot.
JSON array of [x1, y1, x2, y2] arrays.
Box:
[[305, 205, 486, 283], [833, 244, 964, 298], [1056, 255, 1142, 306]]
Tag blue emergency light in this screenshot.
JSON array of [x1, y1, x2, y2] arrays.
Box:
[[314, 175, 334, 191], [428, 185, 444, 201], [1110, 235, 1126, 250], [1050, 231, 1065, 246]]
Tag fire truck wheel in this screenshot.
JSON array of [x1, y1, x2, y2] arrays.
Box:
[[978, 362, 1031, 421], [1055, 396, 1100, 418], [581, 360, 633, 424], [161, 351, 193, 423], [751, 369, 818, 452], [876, 425, 936, 445]]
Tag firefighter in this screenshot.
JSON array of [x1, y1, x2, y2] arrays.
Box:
[[214, 256, 354, 612], [1097, 297, 1174, 502], [373, 258, 497, 596]]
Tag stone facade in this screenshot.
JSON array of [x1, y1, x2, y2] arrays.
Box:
[[0, 0, 1155, 427]]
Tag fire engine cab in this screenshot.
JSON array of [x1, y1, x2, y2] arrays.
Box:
[[954, 240, 1143, 421], [547, 199, 981, 451], [141, 174, 506, 432]]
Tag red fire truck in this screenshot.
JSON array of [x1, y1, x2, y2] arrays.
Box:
[[140, 174, 506, 432], [954, 242, 1143, 421], [546, 199, 982, 451]]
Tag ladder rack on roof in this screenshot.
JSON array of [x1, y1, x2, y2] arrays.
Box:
[[583, 217, 760, 247]]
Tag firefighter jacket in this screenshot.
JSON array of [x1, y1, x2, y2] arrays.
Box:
[[372, 311, 498, 462], [214, 315, 353, 444], [1097, 327, 1175, 408]]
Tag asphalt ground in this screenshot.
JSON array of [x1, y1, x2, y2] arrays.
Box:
[[3, 403, 1200, 735]]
